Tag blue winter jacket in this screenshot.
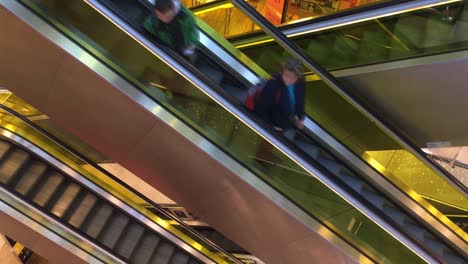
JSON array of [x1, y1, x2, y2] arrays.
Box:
[[255, 74, 306, 130]]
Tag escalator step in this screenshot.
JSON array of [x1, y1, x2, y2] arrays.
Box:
[[115, 222, 145, 259], [0, 140, 12, 160], [0, 149, 29, 184], [50, 183, 81, 218], [382, 204, 406, 224], [129, 233, 160, 264], [338, 172, 363, 192], [44, 178, 70, 210], [82, 202, 114, 239], [151, 241, 175, 264], [188, 259, 201, 264], [197, 64, 224, 85], [30, 172, 64, 207], [422, 233, 445, 257], [316, 156, 342, 175], [61, 189, 87, 222], [294, 140, 320, 159], [98, 212, 130, 249], [12, 161, 47, 195], [170, 250, 189, 264], [68, 193, 98, 228], [360, 189, 386, 209]]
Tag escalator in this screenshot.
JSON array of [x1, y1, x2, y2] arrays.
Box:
[[0, 103, 242, 263], [222, 0, 468, 197], [0, 144, 197, 264], [189, 0, 468, 239], [204, 0, 468, 73], [193, 0, 468, 192], [0, 107, 249, 264], [1, 0, 467, 263]]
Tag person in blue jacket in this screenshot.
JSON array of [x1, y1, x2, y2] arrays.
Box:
[[255, 58, 306, 132]]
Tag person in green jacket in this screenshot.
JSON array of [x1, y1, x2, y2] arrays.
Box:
[[143, 0, 199, 58]]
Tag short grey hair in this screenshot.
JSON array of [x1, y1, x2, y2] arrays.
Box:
[[282, 58, 304, 78]]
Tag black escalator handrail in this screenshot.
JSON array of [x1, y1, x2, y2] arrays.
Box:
[[0, 106, 241, 264], [229, 0, 468, 196]]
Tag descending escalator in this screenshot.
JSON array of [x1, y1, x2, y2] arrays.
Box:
[[186, 0, 468, 233], [192, 0, 468, 197], [0, 136, 207, 264], [0, 105, 241, 263], [2, 0, 467, 263], [225, 0, 468, 72]]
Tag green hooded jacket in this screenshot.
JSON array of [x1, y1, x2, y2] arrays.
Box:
[[143, 6, 199, 53]]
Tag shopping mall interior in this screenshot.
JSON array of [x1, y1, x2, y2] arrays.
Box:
[[0, 0, 467, 263]]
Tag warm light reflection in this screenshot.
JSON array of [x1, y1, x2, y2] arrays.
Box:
[[191, 241, 203, 251], [235, 37, 275, 49], [289, 0, 463, 37], [193, 3, 233, 15]]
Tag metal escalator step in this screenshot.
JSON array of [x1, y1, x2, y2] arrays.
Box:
[[61, 189, 86, 222], [151, 241, 176, 264], [12, 161, 47, 195], [198, 64, 224, 85], [422, 233, 445, 257], [338, 172, 363, 192], [43, 178, 69, 210], [0, 149, 29, 184], [316, 156, 342, 175], [129, 233, 160, 264], [50, 183, 81, 218], [382, 204, 406, 224], [30, 172, 64, 207], [98, 212, 130, 249], [115, 222, 145, 259], [0, 140, 12, 160], [82, 202, 114, 239], [68, 193, 98, 228], [223, 84, 246, 101], [170, 250, 190, 264], [360, 188, 386, 209], [294, 140, 320, 159]]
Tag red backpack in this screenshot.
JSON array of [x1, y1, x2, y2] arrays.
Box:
[[244, 78, 280, 111]]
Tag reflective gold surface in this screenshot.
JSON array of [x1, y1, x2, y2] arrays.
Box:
[[364, 150, 468, 240]]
